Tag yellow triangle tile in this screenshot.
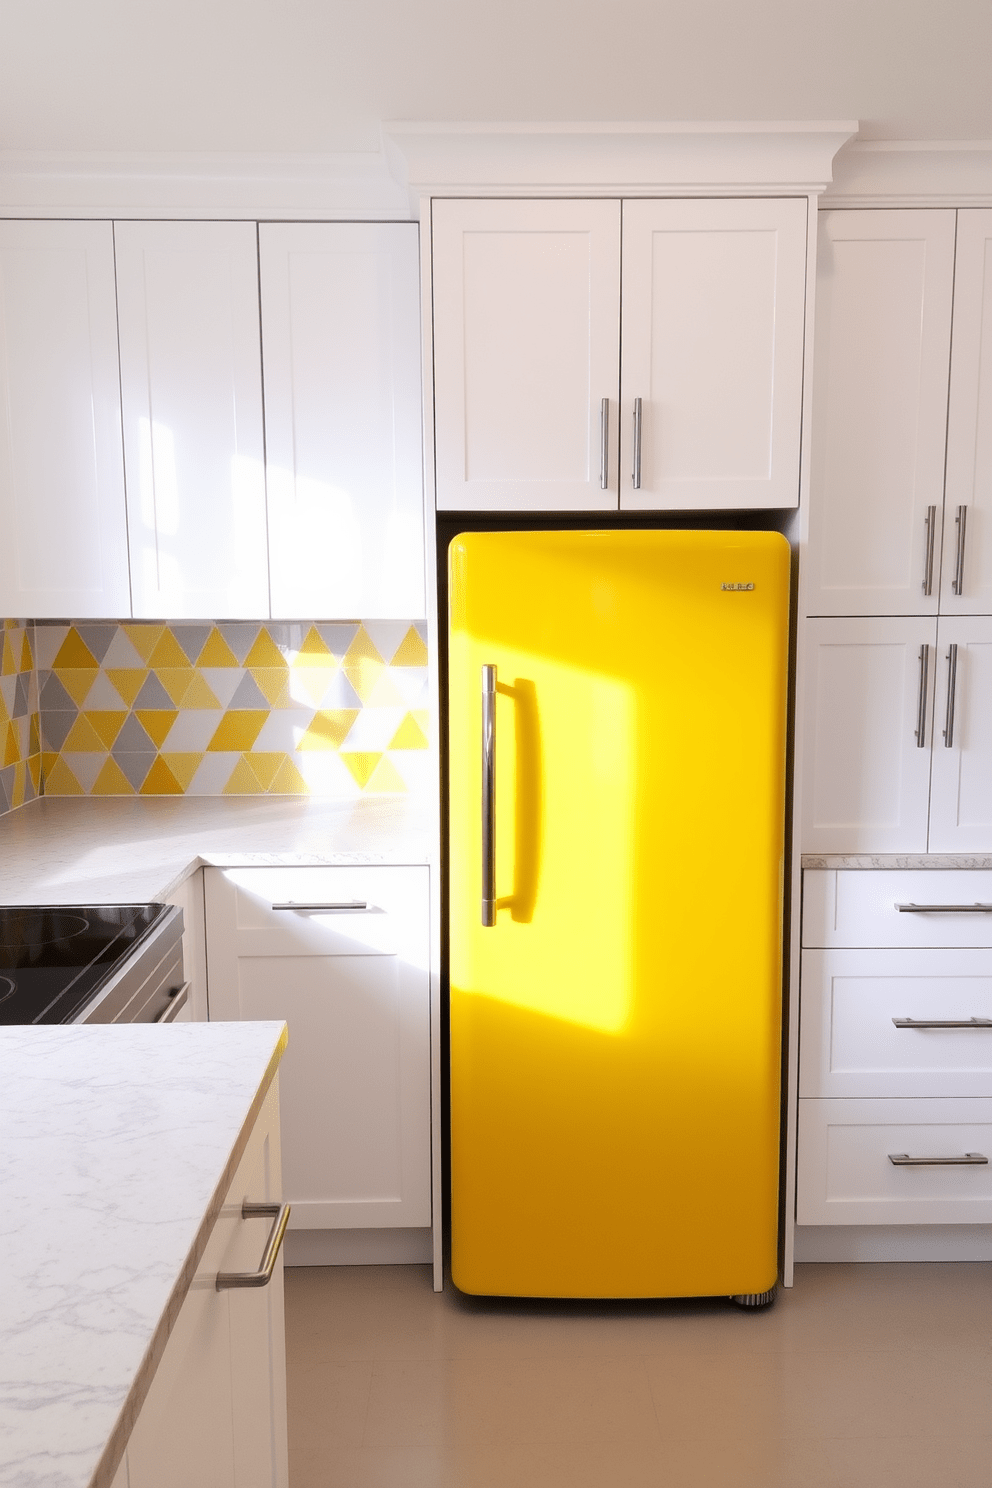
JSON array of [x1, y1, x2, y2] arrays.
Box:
[[155, 667, 196, 706], [0, 689, 8, 724], [159, 753, 204, 791], [248, 667, 292, 706], [388, 713, 430, 751], [245, 630, 288, 669], [86, 711, 128, 748], [148, 630, 194, 668], [268, 756, 309, 795], [29, 715, 40, 754], [27, 754, 41, 793], [106, 669, 148, 707], [208, 710, 268, 752], [365, 755, 408, 794], [134, 710, 180, 749], [178, 674, 221, 709], [343, 657, 385, 705], [294, 626, 335, 666], [20, 630, 34, 671], [244, 752, 285, 789], [342, 626, 385, 670], [298, 710, 359, 750], [92, 757, 136, 796], [10, 763, 26, 808], [1, 635, 16, 676], [3, 723, 19, 767], [122, 624, 165, 663], [58, 668, 100, 707], [222, 757, 264, 794], [63, 715, 107, 752], [140, 757, 184, 795], [194, 628, 241, 667], [41, 751, 60, 779], [390, 626, 429, 667], [338, 751, 382, 788], [44, 756, 85, 795], [52, 629, 99, 669]]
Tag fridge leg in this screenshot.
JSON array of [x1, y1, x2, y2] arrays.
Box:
[[729, 1287, 777, 1309]]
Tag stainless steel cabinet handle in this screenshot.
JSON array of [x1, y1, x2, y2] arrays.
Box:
[[888, 1152, 988, 1166], [599, 397, 609, 490], [896, 902, 992, 913], [154, 980, 190, 1024], [914, 644, 930, 748], [271, 901, 369, 912], [482, 664, 496, 927], [631, 398, 642, 490], [943, 643, 958, 748], [216, 1201, 291, 1289], [893, 1016, 992, 1029], [952, 505, 968, 594], [922, 504, 937, 596]]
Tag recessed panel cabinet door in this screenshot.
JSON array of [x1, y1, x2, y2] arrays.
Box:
[[802, 617, 936, 853], [619, 197, 807, 510], [115, 221, 269, 619], [0, 220, 130, 617], [260, 223, 425, 619], [942, 210, 992, 614], [929, 618, 992, 851], [806, 210, 956, 616], [432, 198, 621, 512]]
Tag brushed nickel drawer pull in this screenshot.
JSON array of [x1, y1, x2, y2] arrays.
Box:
[[922, 504, 937, 596], [216, 1201, 291, 1289], [943, 643, 958, 748], [914, 644, 930, 747], [952, 504, 968, 594], [631, 397, 643, 490], [154, 980, 190, 1024], [271, 901, 369, 912], [893, 1016, 992, 1029], [599, 397, 609, 489], [888, 1152, 988, 1166], [896, 902, 992, 913]]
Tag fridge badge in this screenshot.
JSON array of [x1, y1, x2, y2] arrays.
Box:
[[721, 581, 755, 591]]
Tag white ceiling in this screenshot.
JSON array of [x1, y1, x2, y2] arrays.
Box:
[[0, 0, 988, 155]]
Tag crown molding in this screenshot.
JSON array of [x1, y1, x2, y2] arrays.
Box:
[[383, 121, 859, 199], [0, 151, 412, 219], [824, 140, 992, 207]]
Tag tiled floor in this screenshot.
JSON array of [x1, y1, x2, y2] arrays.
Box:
[[284, 1262, 992, 1487]]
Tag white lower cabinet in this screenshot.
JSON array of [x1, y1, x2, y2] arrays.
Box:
[[123, 1076, 288, 1488], [204, 867, 431, 1240]]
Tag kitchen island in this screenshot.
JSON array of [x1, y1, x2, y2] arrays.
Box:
[[0, 1019, 288, 1488]]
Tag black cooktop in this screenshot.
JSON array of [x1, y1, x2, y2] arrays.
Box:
[[0, 904, 170, 1025]]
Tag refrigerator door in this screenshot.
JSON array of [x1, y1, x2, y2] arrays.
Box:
[[448, 529, 790, 1298]]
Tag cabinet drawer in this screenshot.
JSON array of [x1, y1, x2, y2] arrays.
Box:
[[803, 869, 992, 948], [800, 948, 992, 1097], [797, 1097, 992, 1224]]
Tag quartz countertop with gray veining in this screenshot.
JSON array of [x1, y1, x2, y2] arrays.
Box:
[[0, 1019, 287, 1488], [0, 794, 435, 905], [801, 853, 992, 870]]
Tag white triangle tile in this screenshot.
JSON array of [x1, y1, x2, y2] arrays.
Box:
[[65, 752, 110, 792], [80, 671, 133, 709], [296, 753, 358, 797], [198, 669, 247, 709], [32, 625, 69, 669], [188, 752, 241, 795], [100, 630, 147, 668], [251, 710, 314, 752], [384, 751, 433, 797], [0, 677, 17, 716], [162, 711, 224, 751], [339, 707, 406, 751], [384, 668, 431, 707], [361, 622, 413, 664], [361, 672, 410, 708]]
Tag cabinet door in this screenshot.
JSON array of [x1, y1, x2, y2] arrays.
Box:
[[432, 198, 621, 512], [942, 209, 992, 614], [260, 223, 425, 619], [929, 617, 992, 851], [806, 210, 955, 616], [619, 197, 807, 510], [0, 220, 130, 617], [115, 221, 269, 619], [801, 617, 936, 852], [204, 866, 431, 1231]]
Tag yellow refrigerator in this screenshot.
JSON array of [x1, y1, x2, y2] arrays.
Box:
[[448, 529, 791, 1300]]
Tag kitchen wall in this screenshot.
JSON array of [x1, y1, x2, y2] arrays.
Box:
[[0, 617, 429, 820], [0, 620, 41, 816]]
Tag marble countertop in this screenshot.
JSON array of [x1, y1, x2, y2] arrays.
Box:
[[0, 794, 435, 905], [0, 1020, 288, 1488], [802, 853, 992, 870]]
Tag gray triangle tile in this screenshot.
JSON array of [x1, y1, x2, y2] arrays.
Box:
[[101, 630, 147, 668], [227, 672, 270, 709], [32, 623, 70, 670], [362, 622, 412, 663], [113, 715, 155, 753], [0, 766, 11, 815], [171, 624, 213, 664], [314, 624, 360, 660], [217, 623, 262, 663], [39, 673, 76, 712], [114, 751, 156, 792], [134, 674, 176, 709], [74, 625, 118, 663], [41, 712, 77, 751], [263, 623, 302, 651], [12, 674, 30, 719]]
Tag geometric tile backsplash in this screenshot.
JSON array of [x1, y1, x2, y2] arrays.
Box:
[[0, 619, 41, 816], [2, 618, 430, 815]]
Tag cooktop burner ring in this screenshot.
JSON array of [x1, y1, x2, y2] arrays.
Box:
[[6, 911, 91, 948], [0, 975, 15, 1005]]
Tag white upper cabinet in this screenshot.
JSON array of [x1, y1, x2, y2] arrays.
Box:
[[619, 197, 807, 510], [929, 617, 992, 850], [0, 220, 130, 617], [432, 198, 621, 512], [942, 210, 992, 615], [260, 223, 425, 619], [115, 221, 269, 619], [806, 210, 956, 617]]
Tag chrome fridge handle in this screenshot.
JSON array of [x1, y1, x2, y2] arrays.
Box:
[[922, 505, 937, 596], [914, 644, 930, 748], [599, 397, 609, 490], [943, 643, 958, 748], [631, 398, 643, 490], [481, 664, 497, 927], [952, 505, 968, 594]]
